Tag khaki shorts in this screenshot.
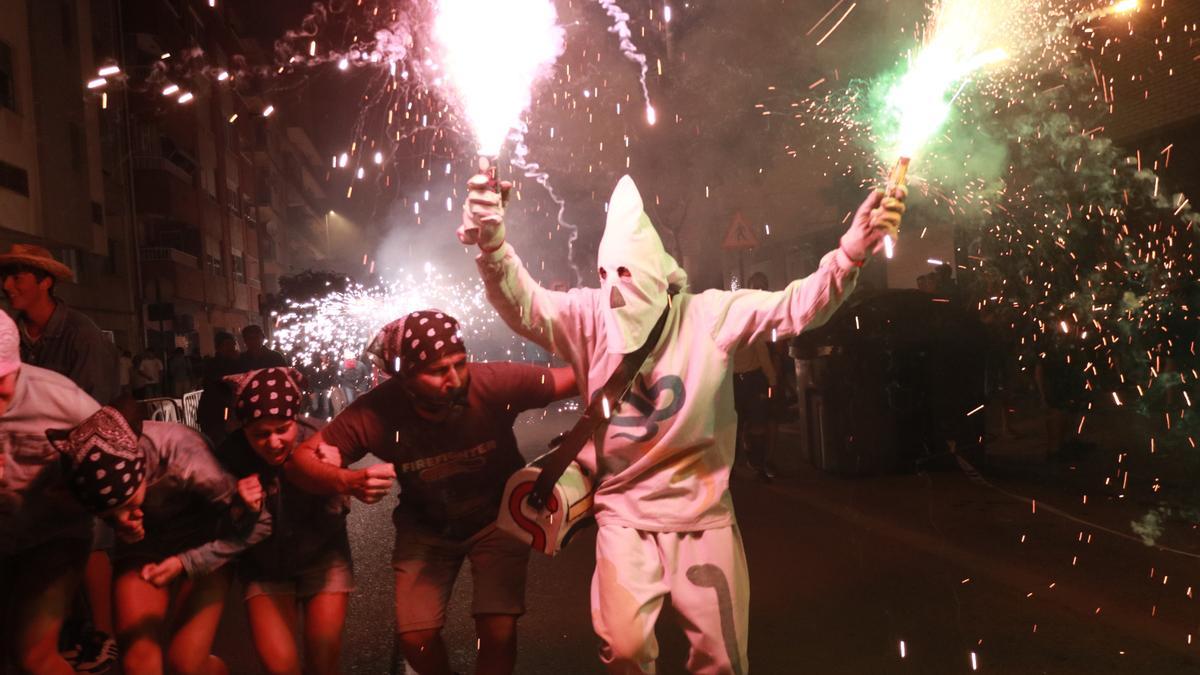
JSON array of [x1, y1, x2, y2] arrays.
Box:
[[392, 523, 531, 633], [243, 548, 355, 601]]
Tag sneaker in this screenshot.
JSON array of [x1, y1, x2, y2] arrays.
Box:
[[69, 630, 117, 674]]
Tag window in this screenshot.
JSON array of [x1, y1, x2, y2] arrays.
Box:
[[0, 41, 15, 112], [0, 159, 29, 196], [204, 237, 224, 277], [56, 248, 81, 282], [160, 137, 197, 178], [91, 202, 104, 225], [232, 253, 245, 283], [206, 252, 224, 277]]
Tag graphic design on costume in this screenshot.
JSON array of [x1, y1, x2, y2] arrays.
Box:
[[603, 373, 686, 442], [401, 440, 497, 481]]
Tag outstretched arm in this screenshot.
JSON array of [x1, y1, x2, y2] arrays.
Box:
[[712, 187, 906, 353], [286, 429, 395, 502]]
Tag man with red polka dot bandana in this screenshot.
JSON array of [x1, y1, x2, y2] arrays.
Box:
[[287, 309, 577, 675]]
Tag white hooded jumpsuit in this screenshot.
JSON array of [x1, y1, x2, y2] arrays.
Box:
[[477, 176, 861, 674]]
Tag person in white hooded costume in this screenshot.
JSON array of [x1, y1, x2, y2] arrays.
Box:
[[461, 174, 904, 674]]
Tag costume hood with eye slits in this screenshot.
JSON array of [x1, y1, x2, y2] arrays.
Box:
[[596, 176, 688, 354]]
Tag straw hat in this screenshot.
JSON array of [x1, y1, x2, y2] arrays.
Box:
[[0, 244, 75, 282]]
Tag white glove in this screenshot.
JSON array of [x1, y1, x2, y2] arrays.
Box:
[[839, 186, 907, 263], [458, 174, 512, 251]]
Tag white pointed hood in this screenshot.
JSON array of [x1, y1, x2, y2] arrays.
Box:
[[596, 175, 688, 354]]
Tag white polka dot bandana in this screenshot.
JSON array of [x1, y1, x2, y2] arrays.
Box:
[[223, 367, 307, 422], [365, 309, 466, 376], [46, 407, 145, 513]]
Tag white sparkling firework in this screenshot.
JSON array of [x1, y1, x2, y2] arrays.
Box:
[[271, 267, 534, 371], [433, 0, 565, 155]]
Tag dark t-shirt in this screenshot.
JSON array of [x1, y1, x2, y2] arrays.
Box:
[[215, 417, 350, 582], [321, 362, 555, 539]]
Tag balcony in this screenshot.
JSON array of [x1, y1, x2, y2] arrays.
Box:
[[141, 247, 198, 266], [141, 247, 205, 304]]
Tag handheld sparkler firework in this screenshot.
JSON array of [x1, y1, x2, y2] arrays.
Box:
[[433, 0, 564, 157], [882, 156, 910, 259], [870, 0, 1017, 259]]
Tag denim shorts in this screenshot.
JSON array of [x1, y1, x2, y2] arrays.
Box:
[[391, 522, 531, 632], [243, 547, 355, 601]]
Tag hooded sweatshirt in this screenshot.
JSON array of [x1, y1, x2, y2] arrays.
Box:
[[477, 176, 861, 531], [0, 364, 100, 554]]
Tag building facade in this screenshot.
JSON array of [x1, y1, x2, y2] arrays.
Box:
[[0, 0, 140, 349]]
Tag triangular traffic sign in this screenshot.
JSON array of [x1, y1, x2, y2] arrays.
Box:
[[721, 212, 759, 250]]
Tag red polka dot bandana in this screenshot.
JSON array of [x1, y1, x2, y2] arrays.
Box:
[[366, 310, 466, 377], [47, 407, 146, 513], [224, 367, 307, 423]]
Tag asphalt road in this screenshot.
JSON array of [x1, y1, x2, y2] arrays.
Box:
[[214, 408, 1200, 674]]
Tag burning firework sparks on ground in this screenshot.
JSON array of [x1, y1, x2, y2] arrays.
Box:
[[270, 267, 531, 372]]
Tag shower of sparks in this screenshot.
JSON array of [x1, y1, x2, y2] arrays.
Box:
[[875, 0, 1038, 162], [271, 267, 530, 372], [779, 0, 1200, 653], [433, 0, 565, 156]]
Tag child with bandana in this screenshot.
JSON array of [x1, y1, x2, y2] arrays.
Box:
[[214, 367, 352, 675], [461, 173, 905, 674], [47, 406, 272, 675]]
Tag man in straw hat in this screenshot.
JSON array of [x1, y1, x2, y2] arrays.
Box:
[[0, 243, 119, 406]]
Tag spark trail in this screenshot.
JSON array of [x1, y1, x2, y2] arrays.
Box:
[[595, 0, 657, 125]]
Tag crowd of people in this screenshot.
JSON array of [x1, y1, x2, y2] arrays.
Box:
[[3, 172, 905, 675]]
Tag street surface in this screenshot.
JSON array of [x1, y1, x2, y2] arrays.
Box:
[[214, 407, 1200, 674]]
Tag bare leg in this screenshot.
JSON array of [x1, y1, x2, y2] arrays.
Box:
[[396, 629, 452, 675], [165, 567, 231, 675], [474, 614, 517, 675], [245, 593, 301, 675], [302, 593, 348, 675], [84, 549, 115, 634], [114, 567, 171, 675], [7, 540, 88, 675]]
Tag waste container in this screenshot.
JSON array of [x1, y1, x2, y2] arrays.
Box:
[[789, 289, 987, 476]]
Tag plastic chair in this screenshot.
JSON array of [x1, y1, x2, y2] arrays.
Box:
[[181, 390, 203, 430]]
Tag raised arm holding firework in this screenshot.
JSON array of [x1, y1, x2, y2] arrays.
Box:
[[463, 172, 904, 674]]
